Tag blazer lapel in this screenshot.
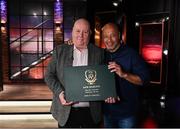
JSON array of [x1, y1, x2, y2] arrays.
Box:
[[88, 44, 93, 65], [66, 45, 74, 66]]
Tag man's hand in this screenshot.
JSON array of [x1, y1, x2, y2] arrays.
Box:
[[108, 62, 127, 78], [105, 96, 120, 104], [59, 91, 73, 106], [108, 61, 143, 85]]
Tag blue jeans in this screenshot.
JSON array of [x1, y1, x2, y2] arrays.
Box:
[[104, 115, 136, 128]]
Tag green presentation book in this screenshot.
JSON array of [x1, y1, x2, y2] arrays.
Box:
[[64, 65, 117, 102]]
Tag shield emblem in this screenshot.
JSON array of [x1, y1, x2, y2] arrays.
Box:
[[85, 70, 97, 85]]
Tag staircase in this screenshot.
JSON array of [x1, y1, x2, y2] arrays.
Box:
[[0, 101, 58, 128], [9, 19, 54, 80]]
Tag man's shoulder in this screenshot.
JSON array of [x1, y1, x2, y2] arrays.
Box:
[[57, 43, 72, 48], [123, 45, 137, 55]]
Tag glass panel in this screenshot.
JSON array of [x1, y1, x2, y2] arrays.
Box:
[[10, 52, 20, 66], [21, 2, 42, 15], [10, 67, 21, 78], [9, 16, 20, 28], [21, 54, 38, 67], [21, 29, 42, 42], [38, 53, 43, 58], [9, 0, 56, 81], [21, 71, 29, 80], [10, 29, 20, 42], [29, 67, 43, 79], [21, 41, 41, 53], [43, 29, 53, 41], [10, 41, 20, 52], [43, 16, 54, 28], [44, 57, 51, 67], [36, 62, 43, 67], [21, 16, 42, 28], [43, 41, 53, 54]]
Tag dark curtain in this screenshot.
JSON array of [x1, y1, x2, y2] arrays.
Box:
[[167, 0, 180, 96], [0, 23, 2, 91], [164, 0, 180, 127]]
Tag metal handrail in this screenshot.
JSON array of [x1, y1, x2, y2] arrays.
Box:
[[10, 19, 50, 45], [10, 50, 54, 79], [10, 19, 53, 79]]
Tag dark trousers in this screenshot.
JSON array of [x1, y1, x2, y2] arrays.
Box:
[[58, 107, 100, 128]]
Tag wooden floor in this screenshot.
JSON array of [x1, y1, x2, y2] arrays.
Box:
[[0, 83, 52, 100], [0, 114, 58, 128]]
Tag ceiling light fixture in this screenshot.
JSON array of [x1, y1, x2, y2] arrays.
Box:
[[112, 0, 123, 7]]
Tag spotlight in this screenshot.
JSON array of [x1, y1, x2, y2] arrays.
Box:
[[166, 17, 169, 21], [163, 49, 168, 55], [33, 12, 37, 17], [135, 22, 140, 27], [112, 0, 122, 7], [44, 11, 47, 16], [113, 2, 118, 7]]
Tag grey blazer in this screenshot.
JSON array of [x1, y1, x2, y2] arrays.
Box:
[[45, 43, 104, 126]]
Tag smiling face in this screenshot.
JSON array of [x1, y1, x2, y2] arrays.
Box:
[[72, 19, 91, 51], [102, 23, 120, 52]]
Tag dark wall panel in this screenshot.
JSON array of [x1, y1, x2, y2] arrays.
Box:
[[63, 0, 87, 42], [0, 24, 3, 91], [135, 0, 170, 14], [167, 0, 180, 95]]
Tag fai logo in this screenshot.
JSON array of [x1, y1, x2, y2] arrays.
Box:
[[85, 70, 97, 85]]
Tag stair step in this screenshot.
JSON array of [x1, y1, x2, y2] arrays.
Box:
[[0, 114, 57, 128], [0, 101, 51, 113]]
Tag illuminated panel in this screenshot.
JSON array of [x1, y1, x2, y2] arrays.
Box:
[[140, 23, 163, 84], [0, 0, 7, 23], [29, 67, 43, 79], [141, 23, 162, 65], [54, 0, 63, 44], [54, 0, 63, 24], [142, 44, 162, 65]]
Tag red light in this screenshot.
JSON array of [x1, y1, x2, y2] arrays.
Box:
[[142, 44, 162, 65], [142, 117, 158, 128]]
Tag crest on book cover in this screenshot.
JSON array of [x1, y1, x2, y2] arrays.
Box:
[[85, 70, 97, 85]]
